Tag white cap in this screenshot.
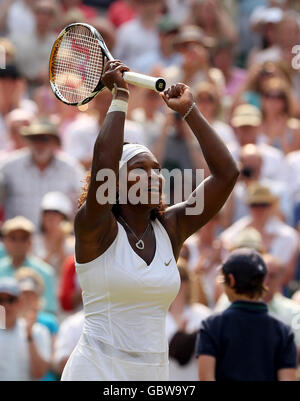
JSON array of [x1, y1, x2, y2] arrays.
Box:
[[6, 108, 35, 124], [0, 277, 20, 297], [2, 216, 35, 235], [18, 277, 40, 294], [251, 7, 283, 30], [41, 192, 72, 218]]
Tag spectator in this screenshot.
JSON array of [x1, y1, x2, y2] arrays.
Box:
[[221, 183, 299, 286], [113, 0, 164, 71], [262, 254, 300, 360], [163, 25, 224, 89], [233, 60, 292, 110], [0, 117, 84, 226], [130, 90, 165, 147], [135, 15, 182, 74], [108, 0, 136, 28], [60, 0, 98, 20], [15, 267, 59, 380], [236, 0, 269, 65], [284, 147, 300, 207], [212, 40, 247, 98], [194, 81, 237, 145], [229, 104, 287, 182], [259, 78, 296, 152], [184, 215, 223, 308], [0, 216, 57, 314], [249, 6, 284, 66], [11, 0, 58, 85], [58, 256, 81, 313], [33, 191, 75, 274], [0, 277, 51, 380], [250, 10, 300, 67], [197, 248, 298, 381], [0, 108, 34, 165], [0, 0, 36, 36], [166, 260, 211, 381], [188, 0, 238, 44], [224, 144, 292, 224], [53, 309, 84, 376], [0, 64, 37, 148], [166, 0, 190, 25]]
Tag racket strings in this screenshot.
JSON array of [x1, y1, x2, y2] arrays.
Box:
[[51, 26, 103, 103]]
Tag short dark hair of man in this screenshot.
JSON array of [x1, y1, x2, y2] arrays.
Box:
[[222, 248, 267, 299]]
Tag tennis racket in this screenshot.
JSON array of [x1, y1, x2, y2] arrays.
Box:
[[49, 23, 166, 106]]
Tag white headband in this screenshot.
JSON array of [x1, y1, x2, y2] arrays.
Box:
[[119, 144, 153, 170]]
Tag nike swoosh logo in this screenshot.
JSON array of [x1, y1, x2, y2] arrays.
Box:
[[164, 259, 172, 266]]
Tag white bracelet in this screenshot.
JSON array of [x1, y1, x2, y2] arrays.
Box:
[[182, 102, 196, 120], [107, 99, 128, 115]]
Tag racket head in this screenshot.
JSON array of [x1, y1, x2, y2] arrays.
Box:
[[49, 23, 110, 106]]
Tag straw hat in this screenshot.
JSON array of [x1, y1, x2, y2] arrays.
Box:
[[2, 216, 35, 236], [246, 183, 277, 205], [231, 104, 262, 128]]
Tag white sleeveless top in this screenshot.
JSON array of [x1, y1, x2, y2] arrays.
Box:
[[61, 219, 180, 381]]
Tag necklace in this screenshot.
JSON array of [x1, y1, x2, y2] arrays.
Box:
[[118, 215, 150, 250]]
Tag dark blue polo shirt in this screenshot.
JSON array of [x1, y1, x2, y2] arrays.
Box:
[[196, 300, 297, 381]]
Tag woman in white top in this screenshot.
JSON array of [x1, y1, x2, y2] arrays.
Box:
[[33, 191, 75, 274], [61, 60, 239, 381]]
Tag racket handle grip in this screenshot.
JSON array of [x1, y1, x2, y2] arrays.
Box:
[[123, 71, 166, 92]]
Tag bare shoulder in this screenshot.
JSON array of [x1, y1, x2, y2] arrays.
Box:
[[74, 204, 118, 264]]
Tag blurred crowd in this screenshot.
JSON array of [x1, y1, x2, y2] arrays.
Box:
[[0, 0, 300, 381]]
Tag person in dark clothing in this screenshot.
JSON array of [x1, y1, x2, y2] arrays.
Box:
[[196, 248, 298, 381]]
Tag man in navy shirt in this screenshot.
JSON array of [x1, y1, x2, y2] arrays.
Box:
[[196, 248, 297, 381]]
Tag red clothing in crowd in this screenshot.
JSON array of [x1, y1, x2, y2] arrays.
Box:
[[59, 255, 77, 311], [108, 0, 136, 28]]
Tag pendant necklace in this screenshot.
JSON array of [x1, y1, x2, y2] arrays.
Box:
[[118, 215, 150, 250]]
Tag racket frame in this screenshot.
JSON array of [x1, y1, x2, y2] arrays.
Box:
[[49, 22, 166, 106], [49, 23, 111, 106]]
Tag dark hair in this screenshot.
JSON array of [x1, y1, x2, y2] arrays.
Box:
[[0, 64, 21, 80], [223, 271, 266, 299]]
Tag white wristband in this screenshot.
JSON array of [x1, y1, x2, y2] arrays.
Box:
[[107, 99, 128, 115]]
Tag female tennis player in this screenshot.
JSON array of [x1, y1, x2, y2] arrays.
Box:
[[61, 60, 239, 381]]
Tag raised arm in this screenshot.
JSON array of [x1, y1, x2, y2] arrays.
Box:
[[75, 61, 129, 250], [161, 84, 239, 250]]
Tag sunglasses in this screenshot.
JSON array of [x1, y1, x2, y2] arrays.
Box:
[[6, 234, 30, 242], [27, 135, 55, 143], [263, 92, 286, 100], [249, 203, 271, 208], [0, 296, 17, 305]]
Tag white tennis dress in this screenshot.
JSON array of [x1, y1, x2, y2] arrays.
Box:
[[61, 219, 180, 381]]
